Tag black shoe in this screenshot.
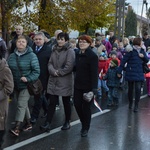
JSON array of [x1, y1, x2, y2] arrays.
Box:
[[40, 122, 50, 132], [133, 103, 138, 112], [81, 130, 88, 137], [133, 107, 138, 112], [61, 122, 70, 130], [107, 103, 113, 107], [129, 105, 132, 109], [30, 118, 37, 124], [114, 100, 119, 106]]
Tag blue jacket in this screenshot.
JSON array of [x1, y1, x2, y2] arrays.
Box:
[[103, 66, 121, 87], [118, 48, 149, 81]]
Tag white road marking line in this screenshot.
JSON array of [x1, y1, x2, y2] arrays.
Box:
[[4, 109, 110, 150], [140, 94, 148, 99]]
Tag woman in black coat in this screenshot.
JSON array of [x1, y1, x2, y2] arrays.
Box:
[[74, 35, 98, 137]]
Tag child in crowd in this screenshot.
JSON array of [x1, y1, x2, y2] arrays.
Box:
[[101, 35, 112, 55], [103, 59, 122, 106], [106, 50, 120, 70], [112, 43, 123, 61], [97, 52, 109, 100], [118, 42, 126, 56]]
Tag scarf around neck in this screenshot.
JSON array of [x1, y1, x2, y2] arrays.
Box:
[[53, 42, 70, 52]]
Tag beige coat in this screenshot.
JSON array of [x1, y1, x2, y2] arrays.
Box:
[[0, 59, 14, 130], [47, 43, 75, 96]]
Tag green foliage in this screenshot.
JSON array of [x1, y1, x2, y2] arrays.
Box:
[[0, 0, 116, 38], [59, 0, 116, 33], [125, 9, 137, 37]]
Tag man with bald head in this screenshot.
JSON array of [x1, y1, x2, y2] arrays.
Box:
[[10, 25, 33, 53]]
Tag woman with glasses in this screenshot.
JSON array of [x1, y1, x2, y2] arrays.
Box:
[[74, 35, 98, 137]]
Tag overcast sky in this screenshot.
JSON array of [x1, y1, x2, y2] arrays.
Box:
[[126, 0, 148, 17]]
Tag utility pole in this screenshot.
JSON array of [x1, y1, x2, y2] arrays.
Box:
[[145, 1, 150, 34], [114, 0, 125, 39], [139, 0, 148, 36]]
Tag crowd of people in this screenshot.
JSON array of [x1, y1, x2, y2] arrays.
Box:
[[0, 25, 150, 148]]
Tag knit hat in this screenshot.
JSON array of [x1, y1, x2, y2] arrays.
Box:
[[99, 52, 107, 59], [110, 50, 117, 56], [111, 59, 118, 67]]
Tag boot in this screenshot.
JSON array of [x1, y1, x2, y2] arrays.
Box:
[[61, 121, 70, 130], [40, 122, 50, 132], [0, 130, 5, 148], [10, 121, 21, 136], [129, 101, 133, 109]]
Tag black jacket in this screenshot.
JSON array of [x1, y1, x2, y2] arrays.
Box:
[[109, 35, 116, 46], [32, 43, 52, 90], [74, 47, 98, 93], [143, 37, 150, 51]]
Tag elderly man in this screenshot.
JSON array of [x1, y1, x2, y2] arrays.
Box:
[[30, 32, 51, 123], [10, 25, 33, 54]]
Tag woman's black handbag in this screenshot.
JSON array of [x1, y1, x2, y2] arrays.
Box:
[[143, 62, 150, 74], [27, 79, 43, 95]]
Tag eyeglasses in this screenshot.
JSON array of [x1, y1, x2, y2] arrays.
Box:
[[79, 41, 88, 44]]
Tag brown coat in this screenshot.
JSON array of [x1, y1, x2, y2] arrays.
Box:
[[47, 43, 75, 96], [0, 58, 14, 130]]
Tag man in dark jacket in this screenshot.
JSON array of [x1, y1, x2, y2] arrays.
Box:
[[30, 32, 52, 123], [143, 32, 150, 51], [109, 31, 116, 46], [10, 25, 33, 54]]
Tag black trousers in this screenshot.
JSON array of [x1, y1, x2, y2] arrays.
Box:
[[74, 88, 93, 131], [31, 92, 48, 119], [46, 94, 71, 123], [128, 81, 142, 105], [0, 130, 5, 148]]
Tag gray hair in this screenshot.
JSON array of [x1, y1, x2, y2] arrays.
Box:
[[54, 30, 62, 38], [34, 32, 45, 39]]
